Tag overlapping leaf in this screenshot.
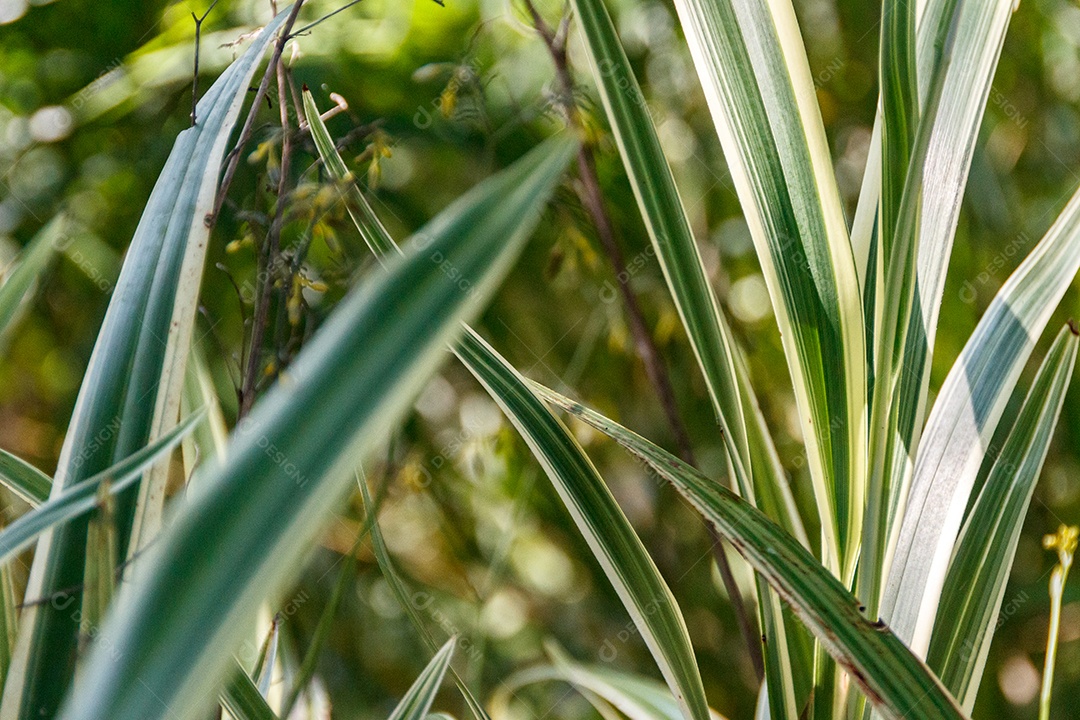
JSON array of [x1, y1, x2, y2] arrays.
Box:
[[927, 324, 1077, 711], [668, 0, 865, 580], [306, 89, 711, 720], [565, 4, 808, 712], [57, 134, 575, 720], [863, 0, 1017, 613], [527, 382, 968, 720], [883, 184, 1080, 656], [1, 12, 295, 717]]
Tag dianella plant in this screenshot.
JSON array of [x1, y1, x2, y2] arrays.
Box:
[[0, 1, 1076, 720]]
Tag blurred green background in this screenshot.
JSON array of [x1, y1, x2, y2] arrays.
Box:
[[1, 0, 1080, 717]]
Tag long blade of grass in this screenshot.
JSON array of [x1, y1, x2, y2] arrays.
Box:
[[862, 0, 1017, 615], [58, 135, 575, 720], [497, 645, 729, 720], [307, 90, 712, 720], [0, 413, 203, 566], [1, 12, 296, 718], [882, 184, 1080, 657], [530, 382, 969, 720], [0, 451, 51, 508], [926, 324, 1077, 711], [569, 0, 747, 485], [670, 0, 865, 580], [0, 215, 65, 343], [388, 638, 456, 720], [356, 469, 492, 720], [850, 0, 958, 350], [564, 4, 805, 714], [878, 0, 918, 271], [456, 329, 709, 720], [221, 668, 279, 720]]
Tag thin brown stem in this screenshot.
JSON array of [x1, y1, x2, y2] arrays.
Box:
[[521, 0, 764, 681], [238, 20, 302, 418], [190, 1, 221, 126], [210, 0, 306, 228]]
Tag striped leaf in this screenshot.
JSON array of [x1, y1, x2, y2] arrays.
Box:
[[58, 134, 575, 720], [927, 324, 1078, 711], [388, 638, 456, 720], [564, 4, 807, 713], [883, 184, 1080, 657], [529, 383, 968, 720], [456, 329, 710, 720], [0, 11, 296, 718], [670, 0, 866, 580], [862, 0, 1017, 614], [0, 413, 202, 566]]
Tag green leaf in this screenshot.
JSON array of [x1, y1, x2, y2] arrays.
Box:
[[498, 645, 729, 720], [356, 470, 492, 720], [530, 383, 969, 720], [304, 92, 400, 259], [0, 413, 203, 567], [0, 215, 65, 344], [564, 4, 808, 713], [926, 324, 1077, 711], [455, 329, 709, 720], [389, 638, 456, 720], [0, 450, 52, 507], [2, 12, 297, 717], [883, 184, 1080, 657], [669, 0, 866, 580], [58, 134, 575, 720], [220, 668, 279, 720], [862, 0, 1017, 615]]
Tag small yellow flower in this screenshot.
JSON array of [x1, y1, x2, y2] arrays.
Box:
[[1044, 524, 1078, 566]]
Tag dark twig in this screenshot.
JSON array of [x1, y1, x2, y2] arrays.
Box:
[[210, 0, 307, 228], [190, 0, 222, 126], [521, 0, 765, 681], [239, 45, 299, 418], [290, 0, 366, 36]]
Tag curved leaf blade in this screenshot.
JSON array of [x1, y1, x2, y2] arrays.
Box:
[[58, 134, 575, 720], [669, 0, 866, 579], [883, 184, 1080, 656], [456, 329, 710, 720], [2, 12, 296, 717], [926, 324, 1078, 710], [531, 383, 969, 720]]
